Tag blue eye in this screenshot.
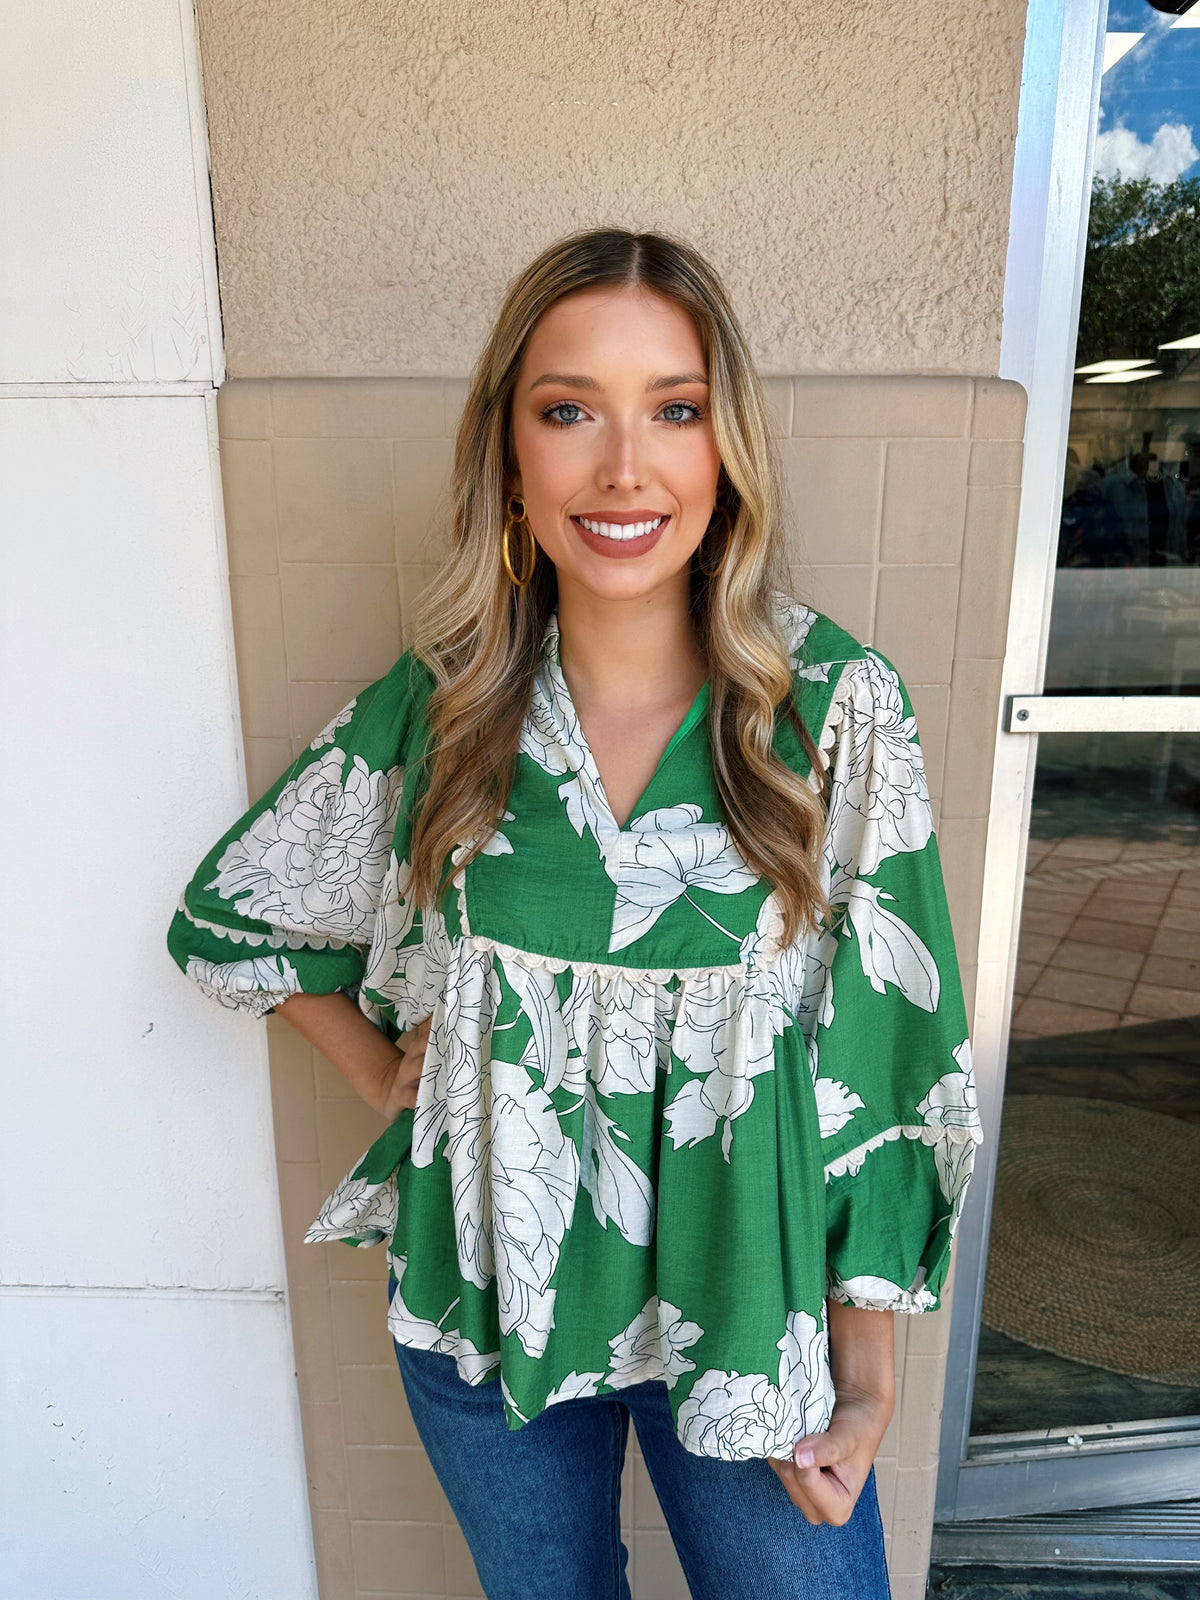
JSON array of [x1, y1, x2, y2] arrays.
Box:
[[660, 402, 703, 426], [542, 402, 585, 427]]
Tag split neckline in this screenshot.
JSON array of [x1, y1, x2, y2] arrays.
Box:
[[541, 615, 711, 835]]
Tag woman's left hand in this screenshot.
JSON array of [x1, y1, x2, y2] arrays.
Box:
[[766, 1390, 893, 1526]]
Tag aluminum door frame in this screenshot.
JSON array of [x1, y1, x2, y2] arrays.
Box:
[[933, 0, 1200, 1527]]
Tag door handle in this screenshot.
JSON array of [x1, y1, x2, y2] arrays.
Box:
[[1006, 695, 1200, 733]]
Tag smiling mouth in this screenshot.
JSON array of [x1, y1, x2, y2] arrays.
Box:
[[572, 514, 669, 543]]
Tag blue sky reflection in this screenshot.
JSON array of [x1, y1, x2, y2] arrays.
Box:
[[1098, 4, 1200, 181]]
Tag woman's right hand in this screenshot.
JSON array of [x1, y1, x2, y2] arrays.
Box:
[[378, 1014, 432, 1120], [274, 991, 433, 1124]]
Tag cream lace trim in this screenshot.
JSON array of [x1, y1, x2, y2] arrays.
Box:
[[178, 894, 353, 952], [823, 1120, 984, 1182]]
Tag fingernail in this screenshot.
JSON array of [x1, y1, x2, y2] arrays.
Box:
[[794, 1447, 815, 1467]]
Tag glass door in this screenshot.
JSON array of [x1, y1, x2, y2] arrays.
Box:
[[938, 0, 1200, 1538]]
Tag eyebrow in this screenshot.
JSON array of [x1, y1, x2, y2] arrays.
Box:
[[527, 370, 709, 393]]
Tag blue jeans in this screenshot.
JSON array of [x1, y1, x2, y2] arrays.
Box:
[[393, 1341, 892, 1600]]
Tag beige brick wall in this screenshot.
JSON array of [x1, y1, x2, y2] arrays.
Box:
[[216, 372, 1026, 1600]]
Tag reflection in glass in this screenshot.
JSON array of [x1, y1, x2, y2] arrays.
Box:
[[971, 734, 1200, 1438], [967, 0, 1200, 1476], [1048, 1, 1200, 694]]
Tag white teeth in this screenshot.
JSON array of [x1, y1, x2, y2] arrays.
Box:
[[577, 515, 665, 541]]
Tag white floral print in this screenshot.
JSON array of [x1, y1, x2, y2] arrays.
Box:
[[676, 1305, 835, 1459], [677, 1369, 793, 1460], [489, 1054, 580, 1358], [305, 1164, 398, 1246], [606, 1297, 704, 1390], [824, 651, 933, 880], [386, 1252, 500, 1382], [777, 1309, 836, 1439], [840, 878, 940, 1012], [479, 811, 516, 857], [665, 968, 783, 1159], [657, 1300, 706, 1387], [678, 1305, 838, 1459], [208, 748, 402, 944], [810, 654, 942, 1024], [562, 969, 665, 1097], [184, 953, 301, 1017], [663, 888, 811, 1159], [520, 640, 621, 880], [505, 956, 656, 1247], [177, 894, 353, 951], [919, 1042, 979, 1214], [917, 1042, 978, 1132], [412, 942, 502, 1292], [543, 1370, 605, 1404], [361, 854, 452, 1029], [500, 1374, 531, 1424], [577, 1083, 655, 1245], [814, 1077, 865, 1139], [830, 1268, 937, 1314], [610, 805, 760, 952], [937, 1139, 977, 1232], [772, 594, 819, 670], [309, 698, 358, 750], [172, 593, 982, 1460]]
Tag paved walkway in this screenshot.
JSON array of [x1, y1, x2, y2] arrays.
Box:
[[1012, 834, 1200, 1047]]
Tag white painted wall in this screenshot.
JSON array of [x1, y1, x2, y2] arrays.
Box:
[[0, 0, 222, 386], [0, 2, 316, 1594]]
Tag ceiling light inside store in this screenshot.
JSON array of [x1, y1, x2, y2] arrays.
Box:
[[1158, 332, 1200, 349], [1084, 368, 1163, 384], [1103, 32, 1144, 71], [1074, 358, 1156, 374]]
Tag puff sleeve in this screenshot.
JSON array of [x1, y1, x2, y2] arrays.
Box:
[[167, 651, 427, 1018], [808, 646, 984, 1313]]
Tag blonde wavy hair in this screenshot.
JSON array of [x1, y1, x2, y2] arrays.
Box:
[[408, 228, 831, 945]]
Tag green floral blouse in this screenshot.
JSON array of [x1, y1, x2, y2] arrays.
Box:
[[168, 596, 982, 1461]]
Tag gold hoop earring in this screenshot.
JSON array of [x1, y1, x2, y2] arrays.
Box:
[[697, 503, 733, 578], [502, 495, 537, 588]]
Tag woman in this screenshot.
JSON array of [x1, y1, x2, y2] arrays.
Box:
[[169, 229, 983, 1599]]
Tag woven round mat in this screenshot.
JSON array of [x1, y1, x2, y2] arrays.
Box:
[[982, 1095, 1200, 1387]]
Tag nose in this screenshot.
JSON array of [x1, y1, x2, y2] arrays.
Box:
[[595, 412, 650, 493]]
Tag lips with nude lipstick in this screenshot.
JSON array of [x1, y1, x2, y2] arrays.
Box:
[[570, 510, 671, 559]]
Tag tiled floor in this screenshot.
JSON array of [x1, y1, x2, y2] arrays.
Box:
[[1012, 836, 1200, 1046]]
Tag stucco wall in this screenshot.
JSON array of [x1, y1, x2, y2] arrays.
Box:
[[196, 0, 1028, 378], [216, 371, 1026, 1600]]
